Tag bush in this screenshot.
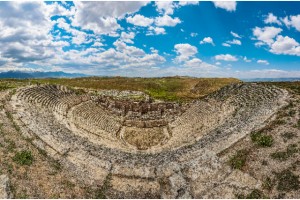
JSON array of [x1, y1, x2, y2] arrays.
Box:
[[251, 132, 273, 147], [270, 151, 288, 161], [263, 177, 275, 191], [270, 144, 299, 161], [229, 149, 249, 170], [281, 132, 296, 140], [276, 169, 300, 192], [236, 189, 268, 199], [13, 150, 33, 166]]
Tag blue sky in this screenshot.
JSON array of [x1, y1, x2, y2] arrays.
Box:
[[0, 1, 300, 78]]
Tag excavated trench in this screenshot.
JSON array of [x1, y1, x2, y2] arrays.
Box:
[[8, 83, 289, 198]]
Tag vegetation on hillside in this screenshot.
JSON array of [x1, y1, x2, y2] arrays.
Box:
[[0, 77, 240, 102], [261, 81, 300, 94]]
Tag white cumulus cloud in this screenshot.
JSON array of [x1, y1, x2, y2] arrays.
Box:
[[72, 2, 148, 35], [174, 43, 198, 62], [147, 26, 166, 35], [215, 54, 238, 61], [270, 35, 300, 56], [155, 15, 181, 27], [226, 39, 242, 45], [213, 1, 237, 12], [200, 37, 215, 46], [253, 26, 282, 45], [264, 13, 282, 25], [222, 43, 231, 47], [155, 1, 176, 15], [126, 14, 154, 27], [257, 60, 270, 65], [281, 14, 300, 31], [178, 1, 199, 6], [119, 32, 135, 44]]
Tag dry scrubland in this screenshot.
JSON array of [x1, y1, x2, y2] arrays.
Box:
[[0, 77, 299, 198], [5, 76, 240, 101]]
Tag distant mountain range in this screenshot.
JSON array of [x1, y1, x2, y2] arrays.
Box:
[[0, 71, 88, 79], [1, 71, 300, 82], [242, 77, 300, 82]]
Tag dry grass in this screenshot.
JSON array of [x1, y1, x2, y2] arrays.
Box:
[[0, 77, 240, 101], [27, 76, 240, 101]]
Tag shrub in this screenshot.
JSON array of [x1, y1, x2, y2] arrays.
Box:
[[270, 144, 299, 161], [276, 169, 300, 192], [236, 189, 268, 199], [263, 177, 275, 191], [229, 149, 249, 170], [246, 189, 267, 199], [281, 132, 296, 140], [13, 150, 33, 166], [251, 132, 273, 147], [6, 139, 16, 152], [270, 151, 288, 161]]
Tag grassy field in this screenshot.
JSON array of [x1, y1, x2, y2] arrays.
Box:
[[0, 77, 240, 102]]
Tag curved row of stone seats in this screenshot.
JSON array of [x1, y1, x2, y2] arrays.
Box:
[[165, 100, 234, 150], [14, 102, 74, 155], [176, 84, 286, 152], [71, 101, 121, 137], [207, 83, 284, 106], [17, 85, 90, 115], [123, 119, 168, 128], [164, 83, 287, 151]]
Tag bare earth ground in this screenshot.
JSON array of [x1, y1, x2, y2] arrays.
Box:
[[0, 79, 299, 198]]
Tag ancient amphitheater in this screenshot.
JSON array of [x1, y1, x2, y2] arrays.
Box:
[[7, 83, 289, 198]]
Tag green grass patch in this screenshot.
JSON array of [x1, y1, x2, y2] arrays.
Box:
[[251, 132, 274, 147], [229, 149, 249, 170], [0, 83, 15, 91], [13, 150, 34, 166]]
